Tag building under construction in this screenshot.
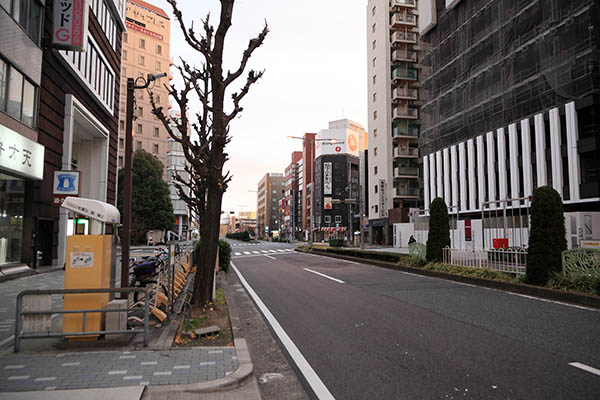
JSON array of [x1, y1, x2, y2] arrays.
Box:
[[418, 0, 600, 249]]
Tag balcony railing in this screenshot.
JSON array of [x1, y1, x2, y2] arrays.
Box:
[[394, 186, 419, 197], [391, 13, 416, 27], [392, 67, 418, 81], [391, 0, 416, 7], [392, 121, 419, 137], [393, 106, 419, 120], [392, 49, 418, 63], [391, 30, 417, 44], [394, 166, 419, 178], [393, 147, 419, 158], [392, 86, 418, 100]]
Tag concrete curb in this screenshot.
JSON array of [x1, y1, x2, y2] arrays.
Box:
[[298, 248, 600, 309], [143, 338, 253, 394]]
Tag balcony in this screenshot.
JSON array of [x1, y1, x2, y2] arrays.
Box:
[[392, 105, 419, 120], [393, 146, 419, 158], [392, 86, 418, 101], [391, 30, 417, 45], [392, 49, 418, 63], [394, 186, 420, 198], [394, 166, 419, 178], [391, 12, 416, 28], [392, 120, 419, 138], [392, 66, 418, 81], [391, 0, 416, 8]]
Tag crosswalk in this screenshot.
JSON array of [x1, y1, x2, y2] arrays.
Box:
[[230, 243, 262, 247], [233, 249, 295, 257]]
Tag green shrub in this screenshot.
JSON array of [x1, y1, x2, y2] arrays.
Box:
[[545, 271, 600, 296], [406, 255, 427, 268], [225, 231, 250, 241], [527, 186, 567, 284], [426, 198, 450, 262], [272, 237, 279, 242], [322, 247, 412, 264], [423, 263, 518, 282], [329, 238, 344, 247], [218, 239, 231, 272]]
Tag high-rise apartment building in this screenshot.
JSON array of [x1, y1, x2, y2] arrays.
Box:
[[167, 109, 190, 239], [119, 0, 171, 177], [366, 0, 421, 245], [256, 173, 284, 238], [419, 0, 600, 249], [282, 151, 303, 240], [300, 133, 316, 240]]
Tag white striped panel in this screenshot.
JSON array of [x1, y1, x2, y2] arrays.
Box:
[[549, 107, 563, 197], [521, 119, 533, 198], [486, 131, 496, 209], [467, 139, 477, 211], [450, 145, 458, 209], [565, 101, 580, 201], [497, 128, 508, 201], [423, 154, 430, 208], [508, 123, 520, 207], [476, 135, 486, 209], [458, 142, 467, 212], [436, 151, 443, 203], [443, 148, 451, 206], [429, 153, 436, 199], [534, 113, 547, 187]]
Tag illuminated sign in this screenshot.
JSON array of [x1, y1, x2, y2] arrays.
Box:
[[125, 21, 163, 40], [52, 0, 89, 51], [323, 162, 332, 195], [0, 126, 44, 180]]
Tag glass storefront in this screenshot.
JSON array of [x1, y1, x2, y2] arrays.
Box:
[[0, 173, 24, 265]]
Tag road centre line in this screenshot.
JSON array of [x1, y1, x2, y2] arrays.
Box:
[[569, 362, 600, 377], [230, 262, 336, 400], [265, 255, 276, 260], [303, 268, 345, 284]]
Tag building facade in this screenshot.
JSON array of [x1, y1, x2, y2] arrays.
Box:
[[167, 109, 190, 239], [119, 0, 170, 178], [300, 133, 316, 240], [0, 0, 46, 268], [256, 173, 284, 238], [282, 151, 302, 240], [366, 0, 421, 245], [419, 0, 600, 248]]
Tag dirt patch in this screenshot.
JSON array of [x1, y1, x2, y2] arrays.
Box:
[[175, 280, 234, 347]]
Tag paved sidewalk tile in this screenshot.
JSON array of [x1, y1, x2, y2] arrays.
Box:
[[0, 348, 238, 392]]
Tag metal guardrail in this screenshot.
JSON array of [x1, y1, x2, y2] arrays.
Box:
[[443, 247, 527, 275], [14, 287, 150, 353]]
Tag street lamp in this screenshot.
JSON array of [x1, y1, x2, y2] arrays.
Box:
[[121, 72, 167, 296]]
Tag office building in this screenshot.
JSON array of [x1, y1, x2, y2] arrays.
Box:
[[167, 109, 190, 239], [256, 173, 284, 238], [282, 151, 302, 240]]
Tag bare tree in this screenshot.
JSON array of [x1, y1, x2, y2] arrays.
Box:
[[149, 0, 268, 306]]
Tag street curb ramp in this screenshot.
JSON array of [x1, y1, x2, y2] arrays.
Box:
[[298, 248, 600, 310]]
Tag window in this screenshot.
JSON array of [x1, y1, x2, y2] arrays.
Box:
[[139, 38, 145, 49], [120, 120, 124, 130], [373, 110, 377, 120], [153, 127, 159, 137], [335, 215, 342, 223], [324, 215, 331, 223], [2, 0, 43, 44], [138, 55, 145, 65], [153, 144, 159, 154], [138, 106, 143, 117], [155, 60, 161, 71], [119, 138, 124, 148], [372, 40, 376, 49], [374, 166, 378, 174], [374, 147, 378, 156], [372, 6, 375, 16], [374, 205, 378, 213], [156, 95, 161, 104], [372, 23, 376, 33], [123, 50, 127, 60], [136, 141, 142, 150], [156, 44, 162, 55], [374, 185, 378, 193], [123, 33, 128, 42], [118, 156, 124, 167], [372, 57, 376, 68], [372, 75, 376, 85], [136, 123, 142, 134], [373, 128, 377, 137], [0, 60, 38, 128], [373, 92, 376, 102]]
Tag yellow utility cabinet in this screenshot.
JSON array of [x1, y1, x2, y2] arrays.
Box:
[[61, 197, 120, 340]]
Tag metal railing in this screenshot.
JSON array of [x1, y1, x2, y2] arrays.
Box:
[[442, 247, 527, 275], [14, 287, 150, 352]]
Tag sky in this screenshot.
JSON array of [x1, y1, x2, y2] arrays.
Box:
[[152, 0, 368, 214]]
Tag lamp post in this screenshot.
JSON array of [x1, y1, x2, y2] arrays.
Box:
[[121, 72, 167, 297]]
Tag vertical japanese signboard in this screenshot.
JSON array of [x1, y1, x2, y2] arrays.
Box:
[[379, 179, 387, 217], [323, 162, 332, 195], [52, 0, 89, 51]]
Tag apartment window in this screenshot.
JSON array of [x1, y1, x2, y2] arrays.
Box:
[[156, 95, 161, 104], [372, 23, 376, 33], [374, 166, 378, 175], [123, 50, 127, 60], [138, 55, 145, 65], [2, 0, 43, 44], [156, 44, 162, 55], [374, 185, 378, 194], [118, 156, 124, 168], [372, 57, 376, 68], [324, 215, 331, 223], [0, 60, 38, 128], [138, 106, 143, 117], [373, 128, 377, 137], [153, 144, 159, 154], [123, 67, 126, 78], [335, 215, 342, 224], [136, 140, 142, 150], [139, 38, 145, 49], [136, 123, 142, 134], [153, 127, 159, 137], [374, 147, 378, 156], [373, 110, 377, 120], [374, 205, 378, 213], [120, 120, 125, 130], [373, 92, 376, 102], [155, 60, 161, 71], [372, 40, 376, 49], [372, 75, 376, 85], [372, 6, 375, 16], [119, 138, 124, 148]]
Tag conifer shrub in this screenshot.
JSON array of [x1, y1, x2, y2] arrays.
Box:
[[426, 197, 451, 262]]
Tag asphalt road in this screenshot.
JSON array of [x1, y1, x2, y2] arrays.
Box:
[[229, 240, 600, 400]]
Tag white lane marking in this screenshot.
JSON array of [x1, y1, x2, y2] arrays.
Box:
[[44, 387, 56, 391], [108, 370, 127, 375], [234, 252, 241, 256], [261, 250, 269, 253], [265, 255, 276, 260], [140, 361, 157, 366], [503, 292, 598, 312], [153, 371, 172, 376], [269, 250, 277, 253], [0, 335, 14, 347], [5, 365, 24, 369], [208, 350, 223, 354], [252, 251, 260, 254], [173, 365, 190, 369], [303, 268, 345, 284], [61, 362, 80, 367], [277, 249, 286, 252], [124, 376, 143, 380], [231, 261, 336, 400], [120, 355, 136, 359], [7, 376, 30, 380], [243, 252, 251, 255], [339, 259, 358, 265], [35, 377, 56, 382], [569, 362, 600, 376]]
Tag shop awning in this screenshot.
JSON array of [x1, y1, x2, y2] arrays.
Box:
[[61, 197, 120, 224]]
